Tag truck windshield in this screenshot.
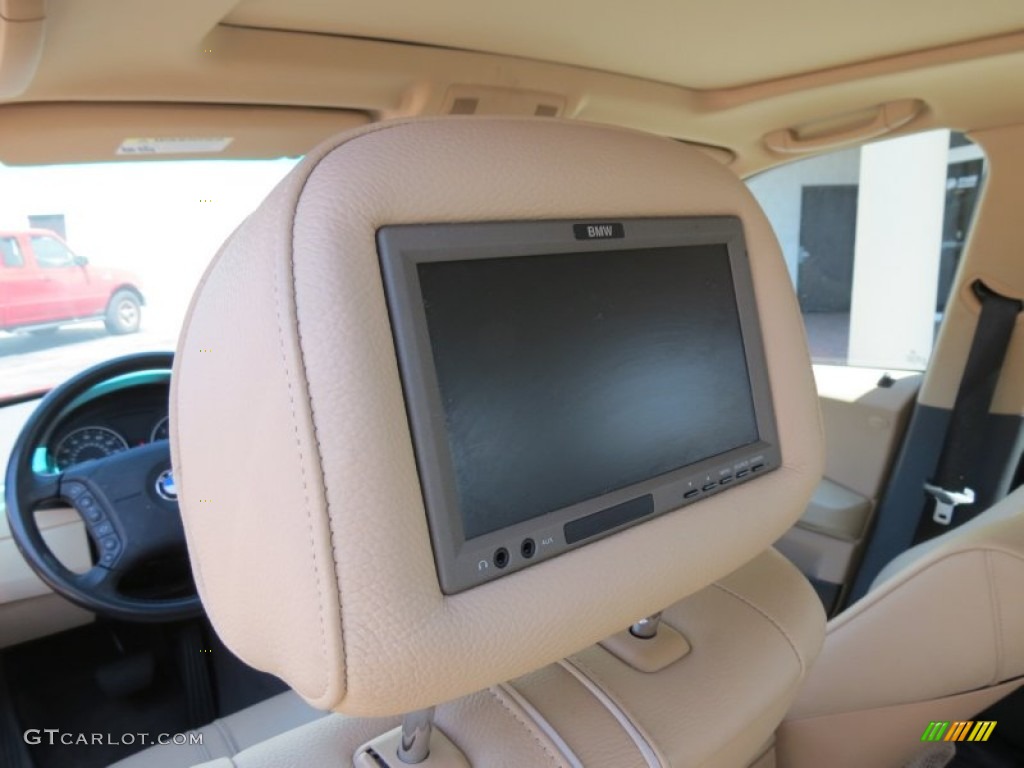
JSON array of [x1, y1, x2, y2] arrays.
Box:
[[0, 158, 299, 399]]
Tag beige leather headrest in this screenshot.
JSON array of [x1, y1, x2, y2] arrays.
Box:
[[171, 117, 823, 716]]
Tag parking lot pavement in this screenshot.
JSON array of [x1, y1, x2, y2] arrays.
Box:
[[0, 323, 177, 400]]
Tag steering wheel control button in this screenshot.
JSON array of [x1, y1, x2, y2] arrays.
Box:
[[94, 521, 114, 537], [99, 535, 121, 558], [63, 480, 86, 500], [78, 495, 104, 522]]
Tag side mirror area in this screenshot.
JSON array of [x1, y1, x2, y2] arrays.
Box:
[[73, 254, 89, 266]]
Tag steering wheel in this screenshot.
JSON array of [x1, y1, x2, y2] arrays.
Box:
[[4, 351, 201, 622]]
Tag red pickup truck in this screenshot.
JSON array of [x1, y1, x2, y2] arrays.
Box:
[[0, 229, 144, 335]]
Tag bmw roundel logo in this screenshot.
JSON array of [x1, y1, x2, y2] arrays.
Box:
[[155, 469, 177, 501]]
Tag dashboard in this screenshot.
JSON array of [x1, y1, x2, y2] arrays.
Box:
[[43, 375, 171, 472]]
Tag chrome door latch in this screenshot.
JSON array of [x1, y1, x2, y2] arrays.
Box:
[[924, 482, 975, 525]]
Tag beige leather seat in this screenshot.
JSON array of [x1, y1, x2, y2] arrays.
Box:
[[124, 550, 823, 768], [128, 116, 832, 767], [122, 487, 1024, 768], [120, 487, 1024, 768], [778, 487, 1024, 768]]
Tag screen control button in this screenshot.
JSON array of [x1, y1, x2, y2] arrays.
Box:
[[751, 463, 765, 472], [736, 469, 750, 478], [702, 482, 717, 492], [683, 489, 700, 499], [719, 476, 734, 485]]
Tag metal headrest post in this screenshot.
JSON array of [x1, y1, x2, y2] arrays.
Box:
[[398, 707, 435, 764]]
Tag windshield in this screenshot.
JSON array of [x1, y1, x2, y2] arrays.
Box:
[[0, 158, 300, 400]]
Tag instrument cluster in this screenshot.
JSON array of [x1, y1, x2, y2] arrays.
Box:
[[47, 382, 170, 471]]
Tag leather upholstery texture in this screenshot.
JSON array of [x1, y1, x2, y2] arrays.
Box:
[[778, 679, 1023, 768], [170, 117, 824, 715], [778, 486, 1024, 767], [789, 485, 1024, 721], [183, 549, 822, 768]]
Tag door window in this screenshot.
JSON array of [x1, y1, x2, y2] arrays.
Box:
[[0, 237, 22, 267], [30, 235, 76, 268], [747, 129, 985, 371]]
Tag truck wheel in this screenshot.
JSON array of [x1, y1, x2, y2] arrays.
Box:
[[105, 291, 142, 335]]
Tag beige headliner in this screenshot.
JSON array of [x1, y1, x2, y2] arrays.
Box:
[[2, 1, 1024, 171], [224, 0, 1024, 90]]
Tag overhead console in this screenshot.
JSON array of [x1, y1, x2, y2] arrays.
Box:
[[380, 216, 779, 593]]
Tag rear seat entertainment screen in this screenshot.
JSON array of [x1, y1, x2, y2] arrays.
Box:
[[380, 217, 779, 593]]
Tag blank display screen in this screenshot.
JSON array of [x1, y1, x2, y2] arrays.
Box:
[[417, 244, 759, 540]]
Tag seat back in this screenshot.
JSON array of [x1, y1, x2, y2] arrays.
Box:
[[779, 486, 1024, 767]]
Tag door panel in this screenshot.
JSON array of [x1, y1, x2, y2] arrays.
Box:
[[813, 366, 921, 501], [775, 483, 866, 584], [1, 234, 60, 326], [27, 234, 91, 319], [776, 365, 920, 612]]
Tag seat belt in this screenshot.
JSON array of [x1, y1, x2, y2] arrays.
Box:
[[916, 279, 1022, 543]]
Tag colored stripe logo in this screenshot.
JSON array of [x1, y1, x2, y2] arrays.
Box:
[[921, 721, 997, 742]]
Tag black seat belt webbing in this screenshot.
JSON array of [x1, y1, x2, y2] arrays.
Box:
[[916, 279, 1022, 542]]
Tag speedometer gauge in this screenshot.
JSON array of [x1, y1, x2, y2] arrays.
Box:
[[53, 427, 129, 470], [150, 416, 170, 442]]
